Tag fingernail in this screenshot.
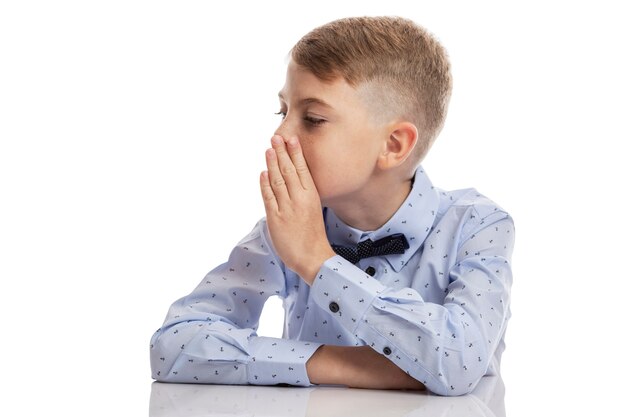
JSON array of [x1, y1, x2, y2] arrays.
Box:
[[287, 137, 298, 147], [271, 135, 283, 145]]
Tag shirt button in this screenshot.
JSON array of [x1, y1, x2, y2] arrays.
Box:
[[383, 346, 392, 355], [365, 266, 376, 276], [329, 301, 340, 313]]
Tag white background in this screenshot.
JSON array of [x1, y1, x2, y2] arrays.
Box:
[[1, 1, 624, 415]]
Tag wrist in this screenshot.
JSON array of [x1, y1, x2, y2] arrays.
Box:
[[297, 246, 335, 285], [306, 345, 341, 385], [307, 346, 426, 390]]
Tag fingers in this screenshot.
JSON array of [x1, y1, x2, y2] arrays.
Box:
[[264, 134, 315, 212], [265, 146, 290, 207], [271, 135, 301, 191], [259, 170, 278, 213], [284, 136, 315, 190]]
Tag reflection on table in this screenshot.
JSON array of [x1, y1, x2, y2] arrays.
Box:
[[150, 375, 505, 417]]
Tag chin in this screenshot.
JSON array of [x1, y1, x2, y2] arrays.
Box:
[[318, 192, 344, 209], [318, 193, 333, 208], [316, 181, 358, 208]]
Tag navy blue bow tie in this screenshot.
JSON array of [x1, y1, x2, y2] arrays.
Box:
[[331, 233, 410, 264]]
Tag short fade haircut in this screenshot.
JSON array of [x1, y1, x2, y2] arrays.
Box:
[[290, 16, 452, 165]]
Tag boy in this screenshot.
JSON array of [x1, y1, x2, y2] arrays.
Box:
[[150, 16, 514, 396]]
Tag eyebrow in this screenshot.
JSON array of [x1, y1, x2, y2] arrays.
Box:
[[278, 92, 334, 110]]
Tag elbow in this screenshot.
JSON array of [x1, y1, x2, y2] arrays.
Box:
[[149, 327, 183, 382], [436, 376, 482, 396], [150, 356, 173, 383], [148, 323, 250, 385], [415, 350, 490, 396], [425, 369, 486, 397], [424, 375, 480, 397]]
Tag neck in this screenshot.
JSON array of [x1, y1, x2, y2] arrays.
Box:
[[324, 176, 413, 232]]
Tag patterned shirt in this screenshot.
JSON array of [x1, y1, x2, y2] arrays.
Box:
[[150, 166, 515, 396]]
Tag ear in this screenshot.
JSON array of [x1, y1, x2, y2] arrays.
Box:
[[377, 122, 419, 170]]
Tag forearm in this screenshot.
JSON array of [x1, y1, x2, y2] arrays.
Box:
[[151, 319, 321, 385], [306, 345, 425, 390], [308, 250, 512, 396]]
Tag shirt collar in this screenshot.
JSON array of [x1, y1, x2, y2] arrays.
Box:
[[324, 166, 439, 272]]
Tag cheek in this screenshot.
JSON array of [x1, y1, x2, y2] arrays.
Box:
[[299, 132, 352, 175], [299, 140, 319, 178], [298, 139, 328, 187], [297, 134, 318, 167], [300, 140, 346, 190]]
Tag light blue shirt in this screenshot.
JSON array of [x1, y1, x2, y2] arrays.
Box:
[[150, 166, 515, 396]]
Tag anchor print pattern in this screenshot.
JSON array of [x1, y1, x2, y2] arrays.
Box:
[[150, 166, 515, 396]]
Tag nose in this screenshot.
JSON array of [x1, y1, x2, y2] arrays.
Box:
[[273, 114, 297, 142]]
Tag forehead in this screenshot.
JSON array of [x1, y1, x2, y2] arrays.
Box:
[[279, 60, 360, 107]]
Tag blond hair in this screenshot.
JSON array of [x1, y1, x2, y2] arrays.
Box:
[[290, 16, 452, 164]]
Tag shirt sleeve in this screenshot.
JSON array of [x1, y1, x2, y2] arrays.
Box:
[[309, 209, 515, 396], [149, 219, 322, 386]]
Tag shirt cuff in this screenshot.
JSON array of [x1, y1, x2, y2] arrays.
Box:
[[310, 255, 387, 334], [247, 337, 322, 386]]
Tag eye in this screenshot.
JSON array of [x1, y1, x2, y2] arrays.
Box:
[[304, 116, 326, 126], [274, 110, 326, 127]]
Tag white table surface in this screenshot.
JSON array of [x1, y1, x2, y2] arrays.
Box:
[[149, 375, 505, 417]]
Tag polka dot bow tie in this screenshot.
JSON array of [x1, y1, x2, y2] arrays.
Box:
[[331, 233, 410, 264]]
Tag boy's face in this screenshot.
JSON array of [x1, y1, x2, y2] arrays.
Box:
[[276, 60, 387, 207]]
